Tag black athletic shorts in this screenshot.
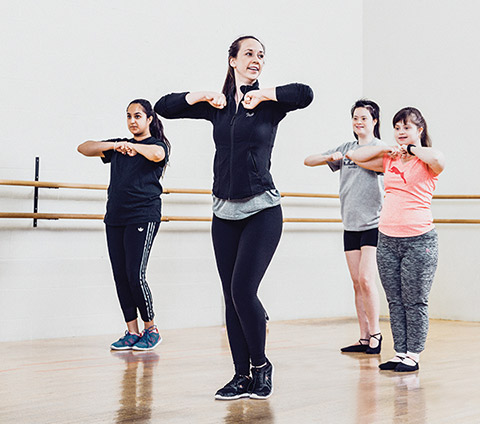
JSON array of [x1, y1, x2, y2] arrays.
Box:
[[343, 228, 379, 251]]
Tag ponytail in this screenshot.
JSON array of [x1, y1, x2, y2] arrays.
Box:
[[222, 66, 236, 97]]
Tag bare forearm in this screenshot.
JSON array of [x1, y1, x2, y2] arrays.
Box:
[[348, 145, 388, 162], [346, 146, 386, 172], [185, 92, 208, 105], [260, 87, 277, 102], [304, 153, 337, 167], [77, 141, 113, 157], [184, 91, 226, 109], [130, 143, 165, 162], [242, 87, 277, 109], [408, 145, 445, 174]]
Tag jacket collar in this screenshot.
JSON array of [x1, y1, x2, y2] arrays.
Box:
[[240, 80, 260, 94]]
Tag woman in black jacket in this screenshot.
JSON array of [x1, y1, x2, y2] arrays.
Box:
[[156, 35, 313, 400]]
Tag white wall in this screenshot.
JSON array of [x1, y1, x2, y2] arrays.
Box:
[[1, 1, 478, 342], [0, 1, 363, 341], [363, 0, 480, 320]]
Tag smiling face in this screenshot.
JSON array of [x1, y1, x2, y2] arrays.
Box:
[[352, 107, 377, 140], [394, 119, 423, 146], [229, 38, 265, 86], [126, 103, 152, 138]]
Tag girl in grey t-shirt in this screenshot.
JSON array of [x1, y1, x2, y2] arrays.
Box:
[[304, 99, 384, 355]]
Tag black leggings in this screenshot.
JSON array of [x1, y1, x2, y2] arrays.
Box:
[[212, 205, 283, 375], [105, 222, 159, 323]]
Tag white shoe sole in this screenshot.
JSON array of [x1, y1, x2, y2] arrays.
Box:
[[249, 363, 274, 399], [214, 393, 250, 401], [132, 337, 162, 351], [110, 345, 133, 351]]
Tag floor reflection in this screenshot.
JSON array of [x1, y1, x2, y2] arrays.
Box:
[[223, 399, 274, 424], [111, 350, 160, 424], [342, 353, 382, 424], [392, 373, 425, 424], [344, 353, 426, 423]]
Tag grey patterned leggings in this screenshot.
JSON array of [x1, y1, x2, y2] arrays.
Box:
[[377, 229, 438, 354]]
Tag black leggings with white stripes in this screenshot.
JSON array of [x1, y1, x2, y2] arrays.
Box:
[[106, 222, 159, 323]]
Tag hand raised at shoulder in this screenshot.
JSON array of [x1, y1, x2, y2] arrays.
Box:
[[185, 91, 226, 109], [242, 87, 276, 109], [204, 92, 227, 109], [242, 90, 269, 109]]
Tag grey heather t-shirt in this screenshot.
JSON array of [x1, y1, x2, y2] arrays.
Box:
[[323, 139, 384, 231], [212, 189, 281, 220]]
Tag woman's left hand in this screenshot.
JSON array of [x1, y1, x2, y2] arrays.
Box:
[[398, 144, 412, 158], [242, 88, 275, 109], [125, 142, 138, 157]]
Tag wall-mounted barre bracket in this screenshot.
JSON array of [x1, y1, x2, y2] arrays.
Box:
[[33, 157, 39, 228]]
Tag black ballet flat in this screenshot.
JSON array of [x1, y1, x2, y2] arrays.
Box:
[[341, 339, 369, 353], [379, 356, 404, 370], [365, 332, 382, 355], [395, 359, 419, 373]]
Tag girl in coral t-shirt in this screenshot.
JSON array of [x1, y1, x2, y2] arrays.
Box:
[[347, 107, 445, 372]]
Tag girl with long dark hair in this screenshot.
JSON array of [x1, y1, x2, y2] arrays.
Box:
[[346, 107, 445, 372], [78, 99, 170, 351], [304, 99, 384, 355], [155, 35, 313, 399]]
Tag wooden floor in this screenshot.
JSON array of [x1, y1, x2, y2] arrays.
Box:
[[1, 318, 479, 424]]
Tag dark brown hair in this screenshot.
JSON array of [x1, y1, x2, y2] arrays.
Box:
[[392, 107, 431, 147]]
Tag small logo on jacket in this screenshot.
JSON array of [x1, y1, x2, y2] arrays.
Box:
[[138, 227, 144, 232], [390, 166, 406, 184], [246, 112, 255, 118]]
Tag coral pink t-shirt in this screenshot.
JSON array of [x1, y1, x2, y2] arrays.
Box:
[[379, 155, 438, 237]]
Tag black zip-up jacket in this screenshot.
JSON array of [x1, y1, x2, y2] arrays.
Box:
[[155, 81, 313, 199]]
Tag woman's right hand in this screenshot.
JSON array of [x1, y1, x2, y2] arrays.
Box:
[[186, 91, 226, 109], [204, 92, 226, 109], [114, 141, 129, 155], [330, 151, 344, 161], [387, 145, 402, 158]]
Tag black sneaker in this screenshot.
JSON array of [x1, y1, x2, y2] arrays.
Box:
[[249, 359, 274, 399], [214, 374, 251, 400]]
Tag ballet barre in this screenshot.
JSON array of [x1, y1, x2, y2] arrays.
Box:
[[0, 212, 478, 225], [1, 178, 480, 226], [2, 179, 480, 199]]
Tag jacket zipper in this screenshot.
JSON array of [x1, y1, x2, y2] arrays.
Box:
[[228, 113, 236, 200], [228, 97, 243, 200]]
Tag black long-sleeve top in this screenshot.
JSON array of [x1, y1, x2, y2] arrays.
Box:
[[155, 81, 313, 200]]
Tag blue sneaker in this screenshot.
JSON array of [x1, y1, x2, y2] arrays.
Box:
[[132, 326, 162, 351], [110, 331, 141, 350]]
